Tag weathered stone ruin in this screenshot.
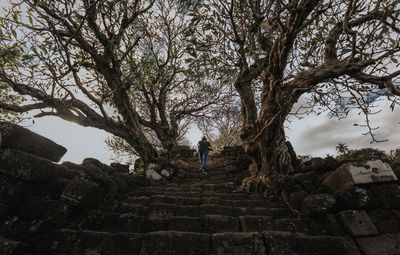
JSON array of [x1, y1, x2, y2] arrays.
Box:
[[1, 121, 400, 254]]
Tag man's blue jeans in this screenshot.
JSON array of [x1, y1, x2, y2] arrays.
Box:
[[198, 150, 208, 170]]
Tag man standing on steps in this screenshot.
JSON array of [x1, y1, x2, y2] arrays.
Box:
[[197, 136, 212, 174]]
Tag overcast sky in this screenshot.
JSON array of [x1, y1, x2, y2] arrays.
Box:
[[23, 96, 400, 165]]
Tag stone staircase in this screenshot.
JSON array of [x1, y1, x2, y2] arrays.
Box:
[[35, 157, 359, 255]]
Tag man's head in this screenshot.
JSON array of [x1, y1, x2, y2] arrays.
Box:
[[202, 136, 207, 141]]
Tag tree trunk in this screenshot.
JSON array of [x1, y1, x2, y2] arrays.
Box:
[[239, 87, 301, 191]]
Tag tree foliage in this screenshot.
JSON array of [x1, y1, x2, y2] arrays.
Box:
[[200, 0, 400, 183], [196, 101, 242, 151], [0, 0, 230, 163]]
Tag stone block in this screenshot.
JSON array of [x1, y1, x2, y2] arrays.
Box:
[[203, 215, 239, 233], [77, 231, 143, 255], [338, 210, 378, 236], [368, 209, 400, 233], [200, 204, 233, 216], [0, 121, 67, 162], [301, 193, 337, 216], [368, 183, 400, 208], [323, 213, 346, 236], [60, 178, 104, 209], [212, 232, 266, 255], [0, 175, 31, 205], [263, 231, 360, 255], [239, 216, 273, 232], [110, 162, 130, 173], [42, 200, 72, 226], [322, 160, 398, 193], [0, 148, 76, 182], [289, 190, 308, 211], [167, 216, 203, 232], [140, 231, 210, 255], [356, 233, 400, 255], [82, 158, 116, 175], [335, 186, 379, 210], [33, 228, 78, 254]]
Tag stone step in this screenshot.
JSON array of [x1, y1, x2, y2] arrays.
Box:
[[139, 230, 360, 255], [80, 212, 310, 235], [147, 183, 236, 194], [184, 171, 228, 179], [32, 229, 142, 255], [30, 229, 361, 255], [130, 194, 268, 208], [233, 207, 294, 218], [79, 212, 144, 233], [142, 215, 240, 234], [148, 203, 235, 217], [201, 192, 266, 200], [114, 203, 149, 215], [238, 216, 311, 234]]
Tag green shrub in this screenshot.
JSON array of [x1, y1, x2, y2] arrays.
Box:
[[336, 148, 389, 163]]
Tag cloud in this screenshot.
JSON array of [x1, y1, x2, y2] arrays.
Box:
[[287, 102, 400, 157]]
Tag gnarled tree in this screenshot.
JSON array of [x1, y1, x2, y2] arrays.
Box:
[[206, 0, 400, 187], [0, 0, 228, 164]]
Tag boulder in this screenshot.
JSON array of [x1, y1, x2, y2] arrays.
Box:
[[60, 178, 104, 209], [0, 122, 67, 162], [82, 158, 116, 175], [301, 193, 337, 216], [110, 162, 130, 173], [335, 186, 379, 210], [0, 148, 76, 182], [322, 160, 398, 193], [146, 163, 163, 181], [0, 175, 31, 205]]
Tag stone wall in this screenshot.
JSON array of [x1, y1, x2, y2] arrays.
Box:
[[266, 156, 400, 254], [0, 122, 149, 254]]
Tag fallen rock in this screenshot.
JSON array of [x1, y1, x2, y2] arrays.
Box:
[[0, 122, 67, 162], [322, 160, 398, 193]]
